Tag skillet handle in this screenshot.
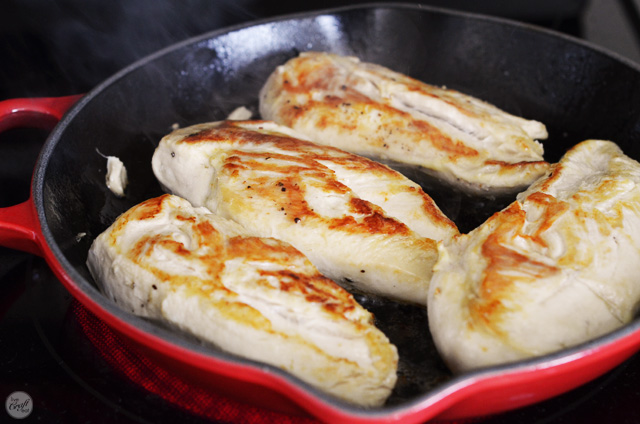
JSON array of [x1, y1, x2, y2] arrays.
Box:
[[0, 95, 83, 256]]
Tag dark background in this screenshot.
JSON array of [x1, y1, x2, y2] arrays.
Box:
[[0, 0, 599, 209], [0, 0, 592, 100]]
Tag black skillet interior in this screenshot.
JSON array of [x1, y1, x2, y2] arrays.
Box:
[[35, 3, 640, 409]]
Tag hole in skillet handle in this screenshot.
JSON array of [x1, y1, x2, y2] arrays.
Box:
[[0, 127, 48, 208], [0, 96, 83, 256]]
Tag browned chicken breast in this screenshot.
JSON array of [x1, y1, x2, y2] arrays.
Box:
[[87, 194, 398, 406], [151, 120, 459, 304], [428, 140, 640, 373], [260, 51, 549, 193]]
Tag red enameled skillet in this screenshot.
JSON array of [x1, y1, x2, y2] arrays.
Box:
[[2, 3, 640, 423]]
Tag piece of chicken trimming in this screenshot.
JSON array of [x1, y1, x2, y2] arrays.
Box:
[[260, 51, 550, 194], [152, 120, 458, 304], [86, 194, 398, 406], [428, 139, 640, 373]]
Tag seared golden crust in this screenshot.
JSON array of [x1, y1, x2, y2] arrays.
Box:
[[428, 140, 640, 372], [88, 194, 398, 406], [152, 120, 458, 303], [260, 52, 549, 193], [275, 76, 481, 160], [171, 121, 456, 235], [117, 196, 361, 325], [466, 199, 563, 335]]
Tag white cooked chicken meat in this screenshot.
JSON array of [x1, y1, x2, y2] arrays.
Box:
[[86, 194, 399, 407], [259, 51, 550, 194], [151, 120, 459, 304], [428, 139, 640, 373]]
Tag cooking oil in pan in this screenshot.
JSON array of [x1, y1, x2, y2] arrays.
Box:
[[348, 162, 519, 405]]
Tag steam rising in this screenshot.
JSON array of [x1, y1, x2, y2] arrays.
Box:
[[0, 0, 264, 97]]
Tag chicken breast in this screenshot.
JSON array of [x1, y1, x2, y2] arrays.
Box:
[[151, 120, 458, 304], [428, 140, 640, 373], [259, 51, 550, 194], [86, 194, 398, 406]]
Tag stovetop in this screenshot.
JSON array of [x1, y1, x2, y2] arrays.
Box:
[[5, 247, 640, 424], [2, 1, 640, 423], [1, 250, 222, 424]]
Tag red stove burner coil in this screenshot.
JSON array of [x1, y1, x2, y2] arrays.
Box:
[[70, 299, 319, 424]]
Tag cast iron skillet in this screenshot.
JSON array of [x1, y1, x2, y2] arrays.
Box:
[[2, 3, 640, 423]]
